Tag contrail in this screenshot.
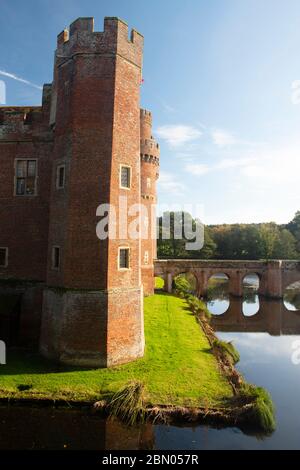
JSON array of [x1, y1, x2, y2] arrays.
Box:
[[0, 70, 43, 90]]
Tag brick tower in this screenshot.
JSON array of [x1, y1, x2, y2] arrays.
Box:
[[40, 17, 146, 367], [140, 110, 160, 295]]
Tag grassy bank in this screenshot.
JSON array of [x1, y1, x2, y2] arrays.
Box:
[[0, 293, 233, 407]]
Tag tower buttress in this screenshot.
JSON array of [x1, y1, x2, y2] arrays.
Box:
[[40, 17, 145, 367]]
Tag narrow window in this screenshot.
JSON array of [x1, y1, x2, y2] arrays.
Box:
[[144, 251, 149, 265], [120, 165, 131, 189], [52, 246, 61, 270], [119, 248, 130, 270], [0, 248, 8, 267], [56, 164, 66, 189], [15, 159, 37, 196], [146, 177, 151, 189]]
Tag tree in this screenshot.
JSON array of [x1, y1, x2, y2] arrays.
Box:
[[273, 229, 298, 259], [287, 211, 300, 254]]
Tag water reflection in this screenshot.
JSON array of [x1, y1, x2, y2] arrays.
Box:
[[207, 275, 300, 334], [2, 279, 300, 450], [210, 297, 300, 335], [284, 283, 300, 311], [0, 406, 154, 450], [207, 275, 229, 315]]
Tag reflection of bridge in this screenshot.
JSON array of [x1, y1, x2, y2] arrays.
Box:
[[154, 260, 300, 299], [210, 297, 300, 336]]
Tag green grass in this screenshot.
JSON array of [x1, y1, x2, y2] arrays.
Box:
[[212, 339, 240, 365], [238, 384, 276, 434], [154, 277, 164, 289], [0, 293, 233, 407]]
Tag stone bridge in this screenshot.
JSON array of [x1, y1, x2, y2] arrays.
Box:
[[154, 260, 300, 299]]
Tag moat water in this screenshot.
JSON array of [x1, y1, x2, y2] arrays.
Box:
[[1, 277, 300, 450]]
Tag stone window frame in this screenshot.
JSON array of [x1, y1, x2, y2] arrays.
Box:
[[0, 247, 8, 268], [118, 246, 131, 271], [119, 164, 132, 190], [56, 163, 66, 190], [51, 245, 61, 271], [14, 158, 38, 197]]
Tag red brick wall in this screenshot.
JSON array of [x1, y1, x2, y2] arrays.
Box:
[[0, 17, 159, 366], [0, 87, 53, 282]]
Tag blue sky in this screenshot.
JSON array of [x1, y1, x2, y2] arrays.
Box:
[[1, 0, 300, 224]]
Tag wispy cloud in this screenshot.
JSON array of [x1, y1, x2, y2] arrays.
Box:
[[211, 129, 237, 147], [0, 70, 42, 90], [162, 102, 176, 113], [156, 124, 202, 148], [158, 171, 186, 194]]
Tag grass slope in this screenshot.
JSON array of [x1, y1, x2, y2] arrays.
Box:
[[0, 293, 232, 407]]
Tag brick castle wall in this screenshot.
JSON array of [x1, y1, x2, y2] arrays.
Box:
[[0, 17, 159, 367]]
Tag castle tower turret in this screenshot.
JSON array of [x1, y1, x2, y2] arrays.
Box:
[[40, 17, 145, 367], [140, 109, 160, 295]]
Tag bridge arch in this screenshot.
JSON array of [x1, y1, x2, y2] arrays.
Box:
[[173, 272, 199, 295], [207, 273, 230, 315], [242, 272, 260, 316], [284, 281, 300, 312], [154, 260, 300, 299]]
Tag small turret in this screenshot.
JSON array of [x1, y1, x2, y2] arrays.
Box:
[[140, 108, 160, 295]]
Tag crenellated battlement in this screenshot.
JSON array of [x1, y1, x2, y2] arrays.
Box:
[[0, 107, 42, 124], [56, 17, 144, 68], [140, 109, 152, 117]]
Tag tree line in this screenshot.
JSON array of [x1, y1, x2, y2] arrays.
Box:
[[157, 211, 300, 260]]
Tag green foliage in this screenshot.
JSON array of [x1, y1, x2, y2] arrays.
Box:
[[173, 275, 211, 320], [157, 212, 217, 260], [212, 339, 240, 364], [174, 274, 194, 294], [287, 211, 300, 253], [157, 211, 300, 260], [155, 277, 164, 290], [239, 384, 276, 434], [108, 382, 146, 426]]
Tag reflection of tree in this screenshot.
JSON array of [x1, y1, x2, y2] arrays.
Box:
[[208, 279, 258, 306], [207, 279, 229, 301], [284, 288, 300, 310], [243, 285, 258, 304]]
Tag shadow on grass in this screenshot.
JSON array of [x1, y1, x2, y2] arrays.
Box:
[[1, 348, 96, 376]]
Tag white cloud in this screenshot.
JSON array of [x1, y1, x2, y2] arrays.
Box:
[[156, 124, 202, 148], [216, 157, 255, 170], [240, 142, 300, 185], [158, 171, 186, 193], [211, 129, 237, 147], [184, 156, 256, 176], [291, 80, 300, 105], [0, 70, 42, 90], [185, 163, 210, 175]]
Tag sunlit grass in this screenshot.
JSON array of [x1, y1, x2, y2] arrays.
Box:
[[0, 293, 233, 407]]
